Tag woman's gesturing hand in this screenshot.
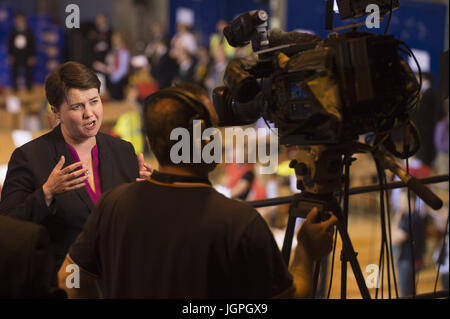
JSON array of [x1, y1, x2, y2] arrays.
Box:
[[136, 153, 153, 181], [42, 156, 89, 206]]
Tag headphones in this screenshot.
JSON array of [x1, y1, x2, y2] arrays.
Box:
[[145, 87, 214, 129], [145, 87, 219, 159]]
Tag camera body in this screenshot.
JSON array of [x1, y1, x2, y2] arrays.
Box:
[[213, 10, 418, 146], [336, 0, 399, 20]]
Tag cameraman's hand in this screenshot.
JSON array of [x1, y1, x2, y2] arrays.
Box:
[[297, 207, 338, 261], [42, 156, 89, 206]]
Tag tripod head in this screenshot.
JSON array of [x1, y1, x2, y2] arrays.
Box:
[[281, 142, 372, 298], [287, 142, 443, 211], [288, 142, 370, 196]]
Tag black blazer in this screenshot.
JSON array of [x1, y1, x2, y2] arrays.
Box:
[[0, 125, 139, 268], [0, 216, 63, 298]]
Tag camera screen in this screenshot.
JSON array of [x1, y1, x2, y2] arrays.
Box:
[[290, 82, 308, 99]]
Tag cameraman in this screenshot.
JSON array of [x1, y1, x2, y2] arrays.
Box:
[[58, 84, 337, 298]]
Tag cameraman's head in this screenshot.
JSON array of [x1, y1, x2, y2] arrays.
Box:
[[144, 83, 219, 177]]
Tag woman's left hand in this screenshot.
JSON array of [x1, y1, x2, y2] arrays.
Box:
[[136, 153, 153, 181]]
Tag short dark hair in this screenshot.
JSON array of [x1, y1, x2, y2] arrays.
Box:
[[144, 84, 213, 168], [145, 97, 197, 166], [45, 61, 101, 109]]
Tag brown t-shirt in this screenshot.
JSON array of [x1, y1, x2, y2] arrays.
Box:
[[69, 173, 292, 298]]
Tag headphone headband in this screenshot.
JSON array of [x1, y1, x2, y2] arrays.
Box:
[[145, 87, 212, 127]]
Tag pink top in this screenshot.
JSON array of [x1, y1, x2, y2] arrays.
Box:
[[66, 143, 102, 204]]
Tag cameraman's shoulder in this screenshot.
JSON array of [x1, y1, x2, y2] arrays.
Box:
[[100, 181, 138, 202], [208, 187, 260, 219], [0, 215, 48, 242]]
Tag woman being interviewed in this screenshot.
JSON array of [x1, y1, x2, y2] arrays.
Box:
[[0, 61, 151, 269]]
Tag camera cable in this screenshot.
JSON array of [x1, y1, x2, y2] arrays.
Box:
[[384, 171, 400, 298], [384, 0, 394, 34], [434, 213, 449, 295], [326, 191, 343, 299], [405, 156, 417, 298]]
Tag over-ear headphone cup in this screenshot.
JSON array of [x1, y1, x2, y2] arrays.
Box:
[[146, 87, 214, 128], [146, 87, 215, 158], [189, 117, 208, 147]]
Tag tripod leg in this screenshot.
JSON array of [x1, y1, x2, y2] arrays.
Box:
[[282, 197, 303, 265], [341, 154, 354, 299], [334, 209, 372, 299], [312, 260, 321, 298], [282, 215, 297, 265], [341, 248, 348, 298]]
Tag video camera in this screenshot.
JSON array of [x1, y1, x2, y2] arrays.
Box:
[[213, 5, 419, 148]]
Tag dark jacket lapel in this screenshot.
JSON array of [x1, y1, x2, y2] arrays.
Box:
[[96, 133, 114, 192], [48, 124, 94, 211]]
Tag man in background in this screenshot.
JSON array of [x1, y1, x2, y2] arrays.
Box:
[[8, 13, 36, 92]]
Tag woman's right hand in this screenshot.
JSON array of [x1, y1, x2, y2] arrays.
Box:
[[42, 156, 89, 206]]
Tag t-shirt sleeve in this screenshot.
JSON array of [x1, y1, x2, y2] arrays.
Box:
[[68, 195, 107, 277], [229, 214, 293, 298]]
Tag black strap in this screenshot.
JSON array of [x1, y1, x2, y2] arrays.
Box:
[[150, 170, 212, 186]]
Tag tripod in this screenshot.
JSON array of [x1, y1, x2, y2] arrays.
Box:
[[279, 142, 444, 299], [281, 144, 371, 299]]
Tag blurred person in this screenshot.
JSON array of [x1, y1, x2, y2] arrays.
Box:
[[412, 72, 443, 167], [0, 216, 64, 298], [145, 23, 178, 89], [89, 14, 113, 74], [8, 13, 36, 92], [128, 56, 158, 102], [386, 155, 433, 297], [148, 37, 178, 89], [58, 83, 337, 298], [227, 163, 256, 201], [193, 46, 212, 87], [430, 199, 449, 291], [127, 57, 158, 154], [170, 22, 198, 59], [209, 19, 235, 60], [111, 84, 145, 155], [204, 44, 227, 94], [144, 22, 168, 61], [433, 101, 449, 186], [0, 62, 152, 272], [392, 191, 429, 297], [96, 32, 130, 100], [169, 21, 198, 86], [174, 49, 196, 83], [434, 223, 449, 290], [225, 133, 258, 201], [107, 32, 131, 100]]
